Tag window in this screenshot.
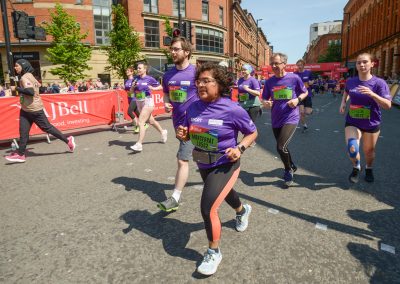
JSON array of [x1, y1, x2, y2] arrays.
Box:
[[15, 0, 32, 2], [173, 0, 186, 17], [202, 1, 209, 21], [76, 0, 83, 4], [219, 7, 223, 26], [143, 0, 158, 14], [196, 27, 224, 54], [144, 19, 160, 48], [93, 0, 112, 45], [324, 26, 327, 31], [313, 27, 318, 32]]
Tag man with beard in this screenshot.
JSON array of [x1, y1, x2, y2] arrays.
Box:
[[157, 36, 198, 212]]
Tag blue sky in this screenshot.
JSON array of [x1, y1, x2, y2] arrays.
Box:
[[241, 0, 349, 64]]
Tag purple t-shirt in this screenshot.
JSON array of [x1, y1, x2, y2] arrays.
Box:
[[262, 73, 307, 128], [345, 76, 391, 130], [124, 77, 136, 101], [237, 76, 261, 108], [134, 75, 160, 101], [294, 70, 312, 96], [162, 64, 199, 128], [184, 97, 256, 169]]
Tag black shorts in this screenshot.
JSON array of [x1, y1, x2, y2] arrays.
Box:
[[345, 122, 380, 133], [299, 96, 312, 108]]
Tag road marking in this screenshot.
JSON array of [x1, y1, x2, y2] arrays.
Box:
[[315, 129, 320, 131], [167, 176, 175, 181], [315, 222, 328, 231], [126, 162, 134, 166], [96, 152, 103, 155], [110, 157, 117, 160], [268, 208, 279, 214], [144, 168, 153, 172], [193, 185, 203, 190], [380, 243, 396, 254]]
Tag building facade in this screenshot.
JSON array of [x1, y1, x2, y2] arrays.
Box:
[[304, 28, 342, 64], [309, 20, 342, 43], [0, 0, 269, 85], [342, 0, 400, 78]]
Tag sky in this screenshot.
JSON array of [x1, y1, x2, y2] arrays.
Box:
[[241, 0, 349, 64]]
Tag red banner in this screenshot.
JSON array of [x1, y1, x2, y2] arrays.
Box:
[[0, 90, 129, 140], [262, 62, 342, 74]]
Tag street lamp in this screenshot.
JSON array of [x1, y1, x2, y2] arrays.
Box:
[[344, 12, 351, 68], [256, 18, 263, 68]]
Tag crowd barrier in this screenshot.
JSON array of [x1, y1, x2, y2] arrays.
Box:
[[0, 90, 168, 142]]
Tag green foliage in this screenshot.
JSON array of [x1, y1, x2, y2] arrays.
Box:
[[162, 16, 173, 64], [318, 42, 342, 63], [103, 4, 142, 79], [42, 3, 92, 83]]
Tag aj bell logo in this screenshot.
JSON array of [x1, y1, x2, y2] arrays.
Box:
[[11, 100, 89, 121], [191, 117, 202, 123]]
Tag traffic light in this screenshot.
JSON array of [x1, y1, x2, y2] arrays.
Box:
[[172, 28, 181, 38], [182, 21, 192, 42], [12, 11, 29, 39]]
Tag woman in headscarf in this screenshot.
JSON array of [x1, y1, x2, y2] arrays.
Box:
[[5, 59, 76, 163]]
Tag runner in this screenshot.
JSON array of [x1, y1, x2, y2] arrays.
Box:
[[130, 62, 168, 152], [124, 66, 140, 133], [294, 59, 313, 132], [5, 59, 75, 163], [339, 53, 391, 183], [237, 64, 262, 122], [176, 62, 257, 275], [262, 53, 308, 187], [157, 36, 198, 212]]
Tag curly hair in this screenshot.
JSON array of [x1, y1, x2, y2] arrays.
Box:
[[195, 62, 234, 96]]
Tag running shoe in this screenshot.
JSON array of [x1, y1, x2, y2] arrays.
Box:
[[5, 152, 26, 163], [349, 167, 360, 183], [130, 142, 143, 152], [67, 136, 76, 152], [291, 163, 298, 173], [283, 169, 294, 187], [161, 129, 168, 143], [235, 204, 252, 232], [302, 125, 308, 133], [144, 123, 149, 129], [157, 196, 179, 212], [365, 168, 374, 183], [197, 248, 222, 276], [133, 126, 140, 134]]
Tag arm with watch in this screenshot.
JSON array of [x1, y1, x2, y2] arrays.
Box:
[[287, 90, 308, 108], [225, 130, 258, 162]]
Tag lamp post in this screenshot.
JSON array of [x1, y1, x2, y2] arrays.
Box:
[[256, 18, 262, 68], [0, 0, 15, 85], [344, 12, 350, 68], [178, 0, 182, 31]]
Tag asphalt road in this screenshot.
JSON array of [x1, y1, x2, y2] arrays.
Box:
[[1, 93, 399, 283]]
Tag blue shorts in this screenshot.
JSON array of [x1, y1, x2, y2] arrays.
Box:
[[177, 140, 194, 161]]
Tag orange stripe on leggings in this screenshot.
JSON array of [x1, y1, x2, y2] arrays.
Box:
[[209, 166, 241, 242]]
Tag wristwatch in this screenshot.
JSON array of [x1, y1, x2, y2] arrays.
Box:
[[238, 145, 246, 154]]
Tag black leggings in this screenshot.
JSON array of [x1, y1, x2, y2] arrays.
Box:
[[272, 124, 297, 170], [18, 109, 68, 155], [246, 106, 262, 123], [199, 161, 242, 242], [127, 99, 140, 120]]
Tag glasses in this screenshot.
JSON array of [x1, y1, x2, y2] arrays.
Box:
[[195, 78, 217, 86], [271, 62, 284, 66], [170, 47, 183, 53]]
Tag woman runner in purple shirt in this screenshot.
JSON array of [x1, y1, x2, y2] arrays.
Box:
[[262, 53, 308, 187], [339, 53, 391, 183], [176, 63, 257, 276]]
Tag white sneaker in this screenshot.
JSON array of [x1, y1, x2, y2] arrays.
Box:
[[161, 129, 168, 143], [197, 248, 222, 275], [130, 143, 143, 152], [235, 204, 252, 232]]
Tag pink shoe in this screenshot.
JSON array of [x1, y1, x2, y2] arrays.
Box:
[[67, 136, 76, 152], [5, 152, 26, 163]]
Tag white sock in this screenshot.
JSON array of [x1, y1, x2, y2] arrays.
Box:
[[172, 189, 182, 202]]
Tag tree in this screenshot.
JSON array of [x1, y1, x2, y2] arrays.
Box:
[[318, 42, 342, 63], [42, 3, 92, 83], [161, 16, 173, 64], [103, 4, 142, 80]]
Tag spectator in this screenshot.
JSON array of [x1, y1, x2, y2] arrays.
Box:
[[77, 81, 87, 92], [51, 82, 60, 93]]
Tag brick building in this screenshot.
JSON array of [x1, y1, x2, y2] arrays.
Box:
[[0, 0, 269, 84], [342, 0, 400, 78], [304, 31, 342, 64]]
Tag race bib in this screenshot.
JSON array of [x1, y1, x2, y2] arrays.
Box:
[[273, 87, 293, 100], [19, 95, 24, 104], [349, 104, 371, 119], [238, 93, 250, 102], [189, 125, 218, 152], [169, 86, 188, 103], [135, 91, 146, 100]]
